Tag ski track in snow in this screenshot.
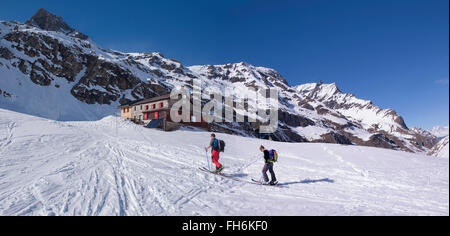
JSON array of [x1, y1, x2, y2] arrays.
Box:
[[322, 145, 369, 177], [0, 109, 448, 216], [0, 121, 16, 151]]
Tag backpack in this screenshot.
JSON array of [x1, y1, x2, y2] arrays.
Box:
[[218, 139, 225, 152], [213, 139, 226, 152], [268, 149, 278, 162]]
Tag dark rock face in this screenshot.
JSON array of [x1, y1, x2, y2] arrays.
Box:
[[320, 132, 353, 145], [393, 115, 408, 130], [130, 83, 171, 102], [260, 69, 290, 87], [315, 105, 331, 115], [367, 133, 399, 149], [343, 132, 397, 150], [278, 110, 315, 127], [295, 97, 315, 110], [69, 54, 173, 105], [70, 86, 118, 105], [2, 23, 170, 106], [160, 61, 177, 71], [71, 55, 141, 104], [0, 47, 15, 59], [5, 31, 84, 83], [273, 127, 308, 142], [30, 62, 52, 86], [408, 131, 440, 150], [25, 8, 88, 40]]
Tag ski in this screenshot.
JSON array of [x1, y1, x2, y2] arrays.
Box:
[[199, 167, 232, 178], [251, 179, 286, 188], [199, 168, 287, 188]]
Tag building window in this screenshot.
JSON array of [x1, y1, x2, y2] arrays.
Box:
[[140, 105, 143, 110], [155, 112, 159, 119], [134, 107, 136, 111], [145, 105, 149, 110], [159, 102, 163, 108], [144, 113, 148, 120], [139, 115, 142, 121], [152, 104, 156, 109]]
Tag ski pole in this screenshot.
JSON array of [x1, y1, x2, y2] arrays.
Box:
[[205, 150, 211, 171], [240, 155, 259, 172]]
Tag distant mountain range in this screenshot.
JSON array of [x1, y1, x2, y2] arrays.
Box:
[[430, 125, 449, 138], [0, 9, 446, 155]]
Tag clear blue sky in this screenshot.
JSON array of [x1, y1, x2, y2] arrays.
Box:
[[1, 0, 448, 129]]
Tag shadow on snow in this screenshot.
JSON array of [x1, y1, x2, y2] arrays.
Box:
[[279, 178, 335, 186]]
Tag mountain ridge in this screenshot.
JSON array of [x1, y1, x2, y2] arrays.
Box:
[[0, 9, 441, 154], [25, 8, 88, 40]]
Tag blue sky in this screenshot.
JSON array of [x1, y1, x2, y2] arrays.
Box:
[[1, 0, 448, 129]]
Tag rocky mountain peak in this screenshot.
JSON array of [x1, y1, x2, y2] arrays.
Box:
[[295, 82, 341, 99], [25, 8, 88, 40], [188, 62, 290, 88], [319, 82, 341, 94]]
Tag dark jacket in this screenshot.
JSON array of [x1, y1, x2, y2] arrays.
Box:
[[263, 150, 270, 163]]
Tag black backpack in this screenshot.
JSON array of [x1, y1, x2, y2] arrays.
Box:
[[218, 139, 225, 152]]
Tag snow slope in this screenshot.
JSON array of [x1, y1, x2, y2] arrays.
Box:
[[428, 136, 449, 158], [0, 108, 448, 216]]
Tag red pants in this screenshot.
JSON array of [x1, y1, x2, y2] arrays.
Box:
[[211, 150, 222, 168]]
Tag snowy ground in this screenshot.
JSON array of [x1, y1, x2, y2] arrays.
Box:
[[0, 108, 448, 216]]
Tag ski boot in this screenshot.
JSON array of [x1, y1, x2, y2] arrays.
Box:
[[214, 165, 225, 174]]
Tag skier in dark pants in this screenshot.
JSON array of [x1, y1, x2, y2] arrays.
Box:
[[260, 145, 278, 185]]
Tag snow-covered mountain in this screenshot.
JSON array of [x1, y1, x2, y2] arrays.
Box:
[[0, 108, 448, 216], [0, 9, 440, 153], [295, 83, 408, 133], [430, 126, 449, 139], [428, 136, 449, 158]]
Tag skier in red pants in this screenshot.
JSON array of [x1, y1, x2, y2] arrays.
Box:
[[205, 133, 224, 173]]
